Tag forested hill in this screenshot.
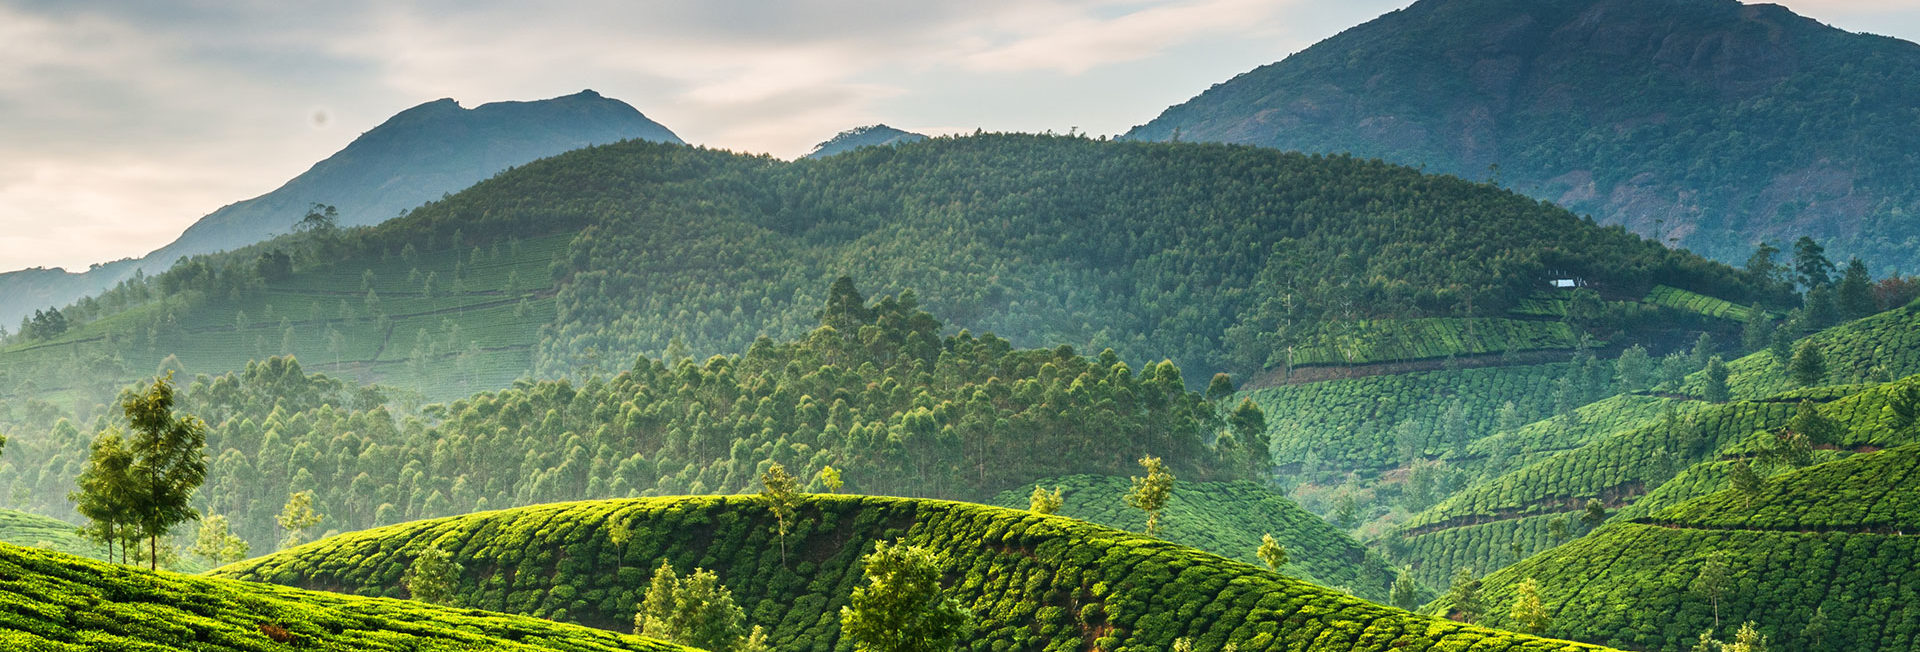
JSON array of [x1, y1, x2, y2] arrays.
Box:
[[803, 124, 928, 158], [214, 495, 1615, 651], [1126, 0, 1920, 273], [1, 133, 1767, 404], [0, 89, 681, 330]]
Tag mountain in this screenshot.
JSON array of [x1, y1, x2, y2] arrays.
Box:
[[803, 124, 928, 159], [0, 543, 689, 652], [0, 134, 1769, 409], [988, 475, 1402, 600], [1444, 443, 1920, 651], [0, 89, 682, 329], [1127, 0, 1920, 273], [212, 494, 1616, 651]]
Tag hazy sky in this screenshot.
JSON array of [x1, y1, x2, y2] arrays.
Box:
[[3, 0, 1917, 273]]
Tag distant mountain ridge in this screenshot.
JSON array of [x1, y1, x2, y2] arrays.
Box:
[[803, 124, 927, 159], [1127, 0, 1920, 274], [0, 89, 681, 328]]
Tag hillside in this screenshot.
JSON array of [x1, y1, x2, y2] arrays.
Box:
[[1385, 306, 1920, 589], [986, 475, 1401, 600], [0, 89, 682, 330], [213, 494, 1614, 651], [0, 134, 1767, 407], [804, 124, 928, 159], [0, 284, 1255, 556], [0, 542, 689, 652], [0, 509, 99, 560], [1127, 0, 1920, 273], [1447, 444, 1920, 651]]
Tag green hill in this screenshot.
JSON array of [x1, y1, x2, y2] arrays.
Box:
[[0, 542, 689, 652], [1385, 307, 1920, 589], [0, 134, 1765, 408], [0, 283, 1255, 557], [0, 510, 99, 560], [1445, 443, 1920, 651], [986, 475, 1401, 601], [1127, 0, 1920, 274], [213, 494, 1614, 652]]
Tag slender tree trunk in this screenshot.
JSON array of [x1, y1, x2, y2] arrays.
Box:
[[151, 535, 158, 571]]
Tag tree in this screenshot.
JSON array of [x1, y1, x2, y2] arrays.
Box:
[[1837, 258, 1876, 320], [406, 543, 463, 606], [759, 462, 801, 567], [189, 514, 249, 566], [635, 561, 761, 652], [1788, 340, 1826, 386], [294, 203, 339, 235], [1616, 344, 1653, 392], [1257, 533, 1288, 571], [1332, 491, 1359, 530], [71, 431, 137, 564], [1703, 356, 1730, 403], [120, 372, 209, 571], [1226, 398, 1272, 476], [1444, 569, 1484, 623], [1690, 332, 1717, 369], [1729, 621, 1768, 652], [814, 465, 844, 493], [277, 490, 324, 550], [1745, 242, 1783, 287], [1692, 550, 1733, 628], [1793, 236, 1834, 290], [1581, 498, 1607, 531], [1804, 284, 1837, 328], [1509, 578, 1551, 634], [1769, 322, 1795, 366], [1028, 485, 1064, 515], [839, 540, 973, 652], [1495, 400, 1523, 434], [1390, 568, 1420, 610], [1124, 455, 1174, 536], [1741, 307, 1771, 353], [1801, 606, 1830, 651], [1547, 515, 1570, 543], [1205, 373, 1235, 401], [1727, 461, 1762, 506]]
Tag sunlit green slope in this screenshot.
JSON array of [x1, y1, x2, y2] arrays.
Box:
[[214, 495, 1616, 652], [0, 542, 690, 652], [1445, 443, 1920, 651]]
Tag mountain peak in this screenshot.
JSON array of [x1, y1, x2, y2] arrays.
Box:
[[804, 124, 928, 159]]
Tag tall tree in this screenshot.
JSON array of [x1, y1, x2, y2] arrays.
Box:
[[1443, 569, 1484, 623], [1788, 340, 1827, 387], [1257, 533, 1288, 572], [406, 543, 463, 606], [1745, 242, 1783, 287], [1703, 357, 1731, 403], [1124, 455, 1175, 536], [1509, 578, 1551, 634], [1581, 499, 1607, 531], [1740, 307, 1771, 353], [276, 490, 324, 550], [70, 431, 137, 564], [121, 372, 209, 571], [1793, 236, 1835, 290], [1728, 461, 1763, 506], [1227, 398, 1272, 476], [1836, 258, 1876, 320], [759, 462, 801, 567], [814, 465, 844, 494], [1692, 550, 1733, 628], [839, 540, 973, 652], [1615, 344, 1653, 392], [1390, 568, 1421, 610], [189, 514, 250, 566], [1729, 621, 1769, 652]]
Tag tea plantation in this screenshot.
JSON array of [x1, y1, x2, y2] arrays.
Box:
[[0, 542, 691, 652], [213, 495, 1616, 652], [985, 475, 1401, 600], [1448, 444, 1920, 651], [0, 510, 99, 561]]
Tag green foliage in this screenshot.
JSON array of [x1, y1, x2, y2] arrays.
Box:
[[190, 513, 250, 566], [1125, 455, 1175, 536], [119, 371, 209, 570], [0, 542, 691, 651], [406, 543, 463, 606], [1257, 532, 1287, 571], [0, 510, 101, 560], [1646, 286, 1757, 322], [637, 561, 757, 652], [1703, 357, 1730, 403], [277, 489, 324, 550], [1027, 486, 1063, 515], [988, 475, 1400, 600], [840, 540, 974, 652], [215, 495, 1615, 652], [1789, 340, 1827, 386], [1509, 578, 1551, 635], [760, 462, 802, 566], [1441, 569, 1485, 624]]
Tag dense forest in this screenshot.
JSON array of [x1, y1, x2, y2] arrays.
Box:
[[0, 134, 1770, 413], [0, 281, 1262, 558]]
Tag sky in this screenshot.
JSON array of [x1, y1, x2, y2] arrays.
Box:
[[3, 0, 1918, 273]]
